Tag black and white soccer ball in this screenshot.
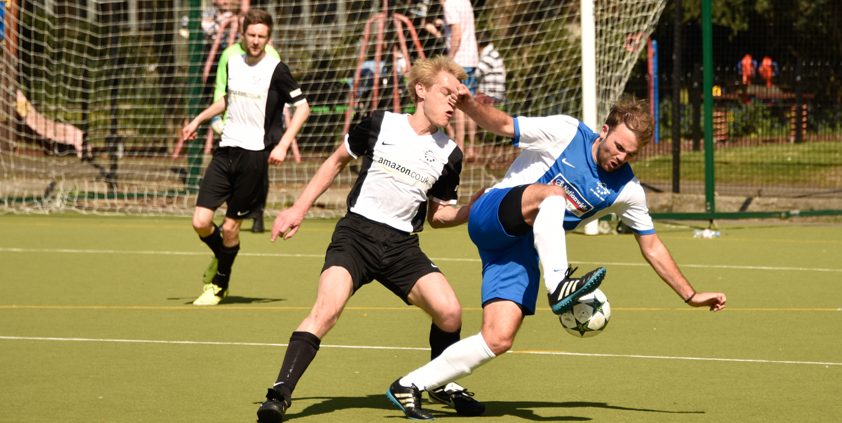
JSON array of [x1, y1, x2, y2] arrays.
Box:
[[559, 288, 611, 338]]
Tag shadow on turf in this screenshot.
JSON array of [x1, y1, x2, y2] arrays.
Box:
[[169, 296, 286, 305], [275, 395, 704, 421]]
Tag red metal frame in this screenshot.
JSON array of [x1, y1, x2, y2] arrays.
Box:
[[341, 1, 427, 138]]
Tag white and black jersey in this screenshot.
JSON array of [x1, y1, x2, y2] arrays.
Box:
[[221, 53, 306, 151], [344, 111, 463, 233]]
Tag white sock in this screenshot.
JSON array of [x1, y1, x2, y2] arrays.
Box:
[[533, 196, 570, 294], [399, 333, 496, 392]]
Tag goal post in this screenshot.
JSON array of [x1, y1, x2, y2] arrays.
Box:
[[0, 0, 666, 215], [580, 0, 599, 235]]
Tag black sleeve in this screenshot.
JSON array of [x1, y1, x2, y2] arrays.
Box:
[[428, 146, 463, 203], [269, 61, 305, 105], [346, 110, 385, 158], [264, 62, 306, 148]]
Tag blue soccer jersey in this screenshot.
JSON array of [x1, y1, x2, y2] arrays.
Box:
[[493, 114, 655, 234], [468, 114, 655, 315]]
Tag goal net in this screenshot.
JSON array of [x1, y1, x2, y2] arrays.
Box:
[[0, 0, 665, 216]]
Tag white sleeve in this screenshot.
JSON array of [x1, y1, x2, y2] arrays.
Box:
[[614, 179, 656, 235], [443, 3, 457, 24], [514, 115, 580, 153]]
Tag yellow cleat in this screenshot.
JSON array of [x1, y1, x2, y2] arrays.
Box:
[[192, 283, 228, 306]]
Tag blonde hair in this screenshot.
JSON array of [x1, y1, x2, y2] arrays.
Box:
[[604, 97, 655, 147], [407, 56, 467, 104]]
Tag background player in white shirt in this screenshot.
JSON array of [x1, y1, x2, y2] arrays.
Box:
[[256, 56, 485, 423], [181, 9, 310, 306], [386, 95, 727, 419]]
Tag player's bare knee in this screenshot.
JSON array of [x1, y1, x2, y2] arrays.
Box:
[[220, 221, 241, 245], [483, 333, 514, 355], [304, 308, 341, 334], [435, 307, 462, 332], [192, 215, 212, 233]]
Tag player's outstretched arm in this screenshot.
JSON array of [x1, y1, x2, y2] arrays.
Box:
[[634, 233, 727, 312], [427, 188, 485, 228], [271, 145, 353, 241], [456, 85, 515, 137]]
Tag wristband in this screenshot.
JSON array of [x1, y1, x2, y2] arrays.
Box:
[[684, 292, 696, 303]]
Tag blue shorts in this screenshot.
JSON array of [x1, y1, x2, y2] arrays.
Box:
[[468, 187, 541, 315], [462, 67, 477, 95]]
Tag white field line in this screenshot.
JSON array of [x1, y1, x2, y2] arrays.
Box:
[[2, 247, 841, 273], [1, 335, 840, 367], [0, 304, 838, 312]]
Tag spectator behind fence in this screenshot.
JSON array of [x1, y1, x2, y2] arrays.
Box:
[[758, 56, 778, 88], [474, 33, 506, 106], [738, 53, 757, 86], [410, 0, 447, 57], [441, 0, 479, 161]]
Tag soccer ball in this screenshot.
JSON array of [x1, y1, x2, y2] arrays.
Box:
[[559, 288, 611, 338]]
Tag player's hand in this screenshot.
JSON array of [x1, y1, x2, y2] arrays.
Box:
[[455, 83, 473, 106], [268, 142, 289, 165], [181, 120, 199, 142], [271, 207, 305, 241], [686, 291, 727, 312]]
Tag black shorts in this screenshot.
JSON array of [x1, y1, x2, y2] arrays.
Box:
[[322, 213, 442, 304], [196, 147, 269, 219]]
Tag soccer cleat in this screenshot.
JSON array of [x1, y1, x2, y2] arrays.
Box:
[[387, 379, 434, 420], [192, 283, 228, 306], [256, 388, 290, 423], [202, 257, 218, 285], [428, 382, 485, 416], [548, 266, 606, 314]]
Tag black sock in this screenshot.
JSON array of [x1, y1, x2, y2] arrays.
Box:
[[213, 243, 239, 289], [199, 224, 223, 258], [273, 331, 321, 401], [429, 323, 461, 360]]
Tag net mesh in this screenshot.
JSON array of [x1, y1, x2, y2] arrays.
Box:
[[0, 0, 665, 215]]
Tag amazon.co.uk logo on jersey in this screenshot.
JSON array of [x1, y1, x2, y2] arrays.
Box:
[[550, 174, 593, 217], [375, 155, 431, 186]]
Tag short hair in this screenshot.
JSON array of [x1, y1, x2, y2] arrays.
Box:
[[242, 8, 273, 35], [604, 97, 654, 147], [407, 56, 467, 104]]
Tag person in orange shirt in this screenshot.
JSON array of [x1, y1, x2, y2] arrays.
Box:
[[758, 56, 778, 88], [739, 54, 757, 85]]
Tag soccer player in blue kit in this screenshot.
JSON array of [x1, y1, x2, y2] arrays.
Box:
[[386, 93, 727, 419]]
